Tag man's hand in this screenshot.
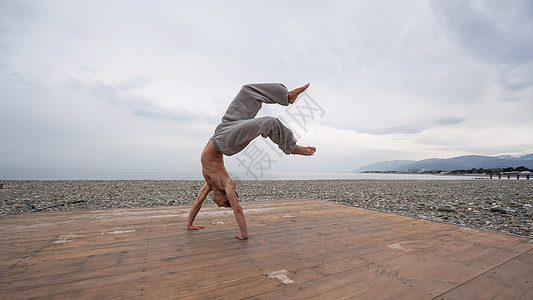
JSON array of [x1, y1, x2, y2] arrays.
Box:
[[188, 225, 205, 230], [235, 233, 250, 240]]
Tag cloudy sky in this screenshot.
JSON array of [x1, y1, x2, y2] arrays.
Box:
[[1, 0, 533, 177]]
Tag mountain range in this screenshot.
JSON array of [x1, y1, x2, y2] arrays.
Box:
[[354, 153, 533, 172]]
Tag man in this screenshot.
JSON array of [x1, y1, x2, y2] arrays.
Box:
[[187, 83, 316, 239]]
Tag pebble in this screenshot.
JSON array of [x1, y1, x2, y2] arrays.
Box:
[[438, 204, 457, 212], [1, 180, 532, 236], [491, 206, 507, 214]]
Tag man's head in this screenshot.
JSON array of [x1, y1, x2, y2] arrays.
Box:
[[212, 189, 230, 208], [212, 189, 238, 208]]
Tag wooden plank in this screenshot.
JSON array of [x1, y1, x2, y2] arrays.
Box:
[[218, 227, 532, 299], [436, 248, 533, 299], [1, 199, 532, 299]]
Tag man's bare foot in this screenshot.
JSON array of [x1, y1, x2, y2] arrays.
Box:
[[288, 83, 310, 104], [187, 225, 205, 230], [291, 145, 316, 156], [235, 233, 250, 240]]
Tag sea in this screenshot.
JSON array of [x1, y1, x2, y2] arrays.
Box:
[[0, 167, 486, 181]]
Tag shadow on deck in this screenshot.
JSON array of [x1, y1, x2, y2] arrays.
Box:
[[1, 199, 532, 299]]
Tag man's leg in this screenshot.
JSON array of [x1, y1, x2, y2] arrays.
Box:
[[215, 117, 296, 156], [212, 83, 315, 156], [221, 83, 290, 123]]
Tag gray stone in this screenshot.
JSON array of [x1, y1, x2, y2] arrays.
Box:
[[491, 206, 507, 214], [438, 204, 457, 212]]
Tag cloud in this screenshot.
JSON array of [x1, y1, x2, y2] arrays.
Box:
[[496, 64, 533, 91], [350, 116, 468, 137], [430, 0, 533, 65], [431, 1, 533, 95], [10, 71, 45, 92], [2, 1, 533, 175], [0, 1, 37, 36], [433, 117, 467, 126], [356, 125, 428, 135], [65, 76, 208, 122], [353, 116, 468, 137]]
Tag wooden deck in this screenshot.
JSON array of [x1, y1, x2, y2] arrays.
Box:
[[1, 199, 532, 299]]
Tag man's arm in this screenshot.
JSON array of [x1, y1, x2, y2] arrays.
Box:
[[187, 182, 212, 230], [225, 184, 249, 240]]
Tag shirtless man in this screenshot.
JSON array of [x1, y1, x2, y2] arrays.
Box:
[[187, 83, 316, 239]]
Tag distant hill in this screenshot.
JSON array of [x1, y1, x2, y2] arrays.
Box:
[[354, 153, 533, 172]]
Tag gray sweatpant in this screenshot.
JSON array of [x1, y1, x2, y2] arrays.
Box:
[[211, 83, 297, 156]]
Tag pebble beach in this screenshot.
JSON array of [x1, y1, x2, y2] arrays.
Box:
[[1, 180, 532, 236]]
